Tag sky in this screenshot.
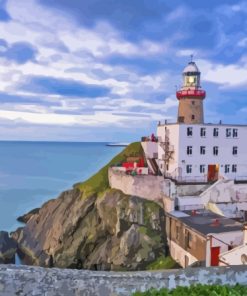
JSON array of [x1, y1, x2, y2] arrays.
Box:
[[0, 0, 246, 141]]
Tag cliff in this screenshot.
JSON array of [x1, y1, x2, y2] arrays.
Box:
[[12, 143, 172, 271]]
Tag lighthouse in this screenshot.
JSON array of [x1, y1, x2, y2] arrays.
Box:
[[176, 59, 206, 124]]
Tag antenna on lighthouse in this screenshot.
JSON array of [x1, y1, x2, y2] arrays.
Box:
[[190, 54, 194, 63]]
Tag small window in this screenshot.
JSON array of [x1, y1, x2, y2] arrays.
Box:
[[233, 146, 238, 155], [226, 128, 231, 138], [213, 128, 219, 137], [186, 230, 192, 249], [187, 127, 193, 136], [186, 165, 192, 174], [213, 146, 219, 156], [187, 146, 192, 155], [200, 146, 206, 155], [166, 164, 169, 171], [176, 225, 180, 240], [200, 165, 205, 173], [191, 101, 195, 105], [232, 164, 237, 173], [233, 129, 238, 138], [200, 127, 206, 137], [225, 165, 230, 173], [191, 114, 195, 120]]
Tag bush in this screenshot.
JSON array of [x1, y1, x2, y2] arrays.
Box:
[[132, 284, 247, 296]]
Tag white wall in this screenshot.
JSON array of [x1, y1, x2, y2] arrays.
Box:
[[205, 231, 243, 267], [219, 244, 247, 266], [157, 124, 180, 175], [179, 124, 247, 180], [168, 239, 198, 268], [157, 123, 247, 181], [141, 142, 158, 159], [108, 168, 166, 202]]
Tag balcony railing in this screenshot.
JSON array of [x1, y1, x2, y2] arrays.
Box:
[[165, 174, 208, 183], [176, 89, 206, 99]]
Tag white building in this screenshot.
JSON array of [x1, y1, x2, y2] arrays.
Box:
[[143, 60, 247, 183]]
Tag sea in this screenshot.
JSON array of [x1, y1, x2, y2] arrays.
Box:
[[0, 141, 124, 232]]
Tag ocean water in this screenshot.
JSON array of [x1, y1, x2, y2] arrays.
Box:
[[0, 141, 123, 232]]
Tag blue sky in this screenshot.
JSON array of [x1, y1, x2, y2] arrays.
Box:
[[0, 0, 246, 141]]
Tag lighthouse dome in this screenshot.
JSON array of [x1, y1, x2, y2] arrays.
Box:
[[183, 61, 200, 74]]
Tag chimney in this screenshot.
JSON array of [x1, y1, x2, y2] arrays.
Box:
[[211, 218, 220, 227], [243, 223, 247, 244], [192, 210, 196, 216]]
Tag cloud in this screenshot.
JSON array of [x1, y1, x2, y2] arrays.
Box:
[[17, 75, 111, 98], [198, 58, 247, 88]]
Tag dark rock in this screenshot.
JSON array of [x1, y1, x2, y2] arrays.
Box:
[[0, 231, 17, 264], [17, 208, 40, 223], [12, 188, 167, 270]]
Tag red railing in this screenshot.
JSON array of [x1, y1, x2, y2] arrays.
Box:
[[176, 89, 206, 99]]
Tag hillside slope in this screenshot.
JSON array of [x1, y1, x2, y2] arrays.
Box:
[[12, 143, 172, 271]]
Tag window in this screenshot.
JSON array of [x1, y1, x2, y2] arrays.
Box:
[[191, 114, 195, 120], [232, 164, 237, 173], [187, 127, 193, 136], [213, 128, 219, 137], [225, 165, 230, 173], [192, 101, 195, 105], [213, 146, 219, 156], [176, 225, 180, 240], [186, 230, 192, 249], [200, 127, 206, 137], [226, 128, 231, 138], [186, 165, 192, 174], [233, 129, 238, 138], [200, 165, 205, 173], [187, 146, 192, 155], [233, 146, 238, 155], [200, 146, 206, 155]]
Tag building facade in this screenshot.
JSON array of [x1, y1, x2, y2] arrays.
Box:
[[144, 60, 247, 183]]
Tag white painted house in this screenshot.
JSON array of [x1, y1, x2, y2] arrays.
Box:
[[142, 60, 247, 184]]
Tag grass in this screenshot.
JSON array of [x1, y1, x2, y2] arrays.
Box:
[[132, 284, 247, 296], [74, 142, 144, 197], [146, 255, 179, 270]]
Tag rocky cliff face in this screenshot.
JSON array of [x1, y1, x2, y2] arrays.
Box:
[[13, 188, 166, 270], [10, 143, 170, 271], [0, 231, 17, 264]]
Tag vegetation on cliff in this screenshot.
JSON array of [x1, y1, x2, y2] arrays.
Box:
[[133, 284, 247, 296], [75, 142, 144, 196], [13, 142, 177, 271]]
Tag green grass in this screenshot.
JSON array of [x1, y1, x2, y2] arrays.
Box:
[[132, 284, 247, 296], [74, 142, 144, 197], [146, 255, 179, 270]]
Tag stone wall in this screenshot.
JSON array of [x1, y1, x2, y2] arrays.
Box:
[[109, 168, 165, 202], [1, 265, 247, 296]]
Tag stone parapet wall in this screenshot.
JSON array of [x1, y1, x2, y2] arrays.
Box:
[[1, 265, 247, 296], [108, 168, 165, 201]]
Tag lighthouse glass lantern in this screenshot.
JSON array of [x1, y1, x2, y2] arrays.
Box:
[[183, 62, 201, 89]]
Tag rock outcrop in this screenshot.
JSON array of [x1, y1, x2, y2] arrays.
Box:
[[0, 231, 17, 264], [13, 189, 166, 270], [11, 142, 169, 271]]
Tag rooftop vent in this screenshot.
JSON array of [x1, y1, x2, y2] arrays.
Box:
[[211, 218, 220, 227]]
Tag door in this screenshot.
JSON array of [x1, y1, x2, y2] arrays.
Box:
[[185, 255, 189, 268], [211, 246, 220, 266], [208, 165, 219, 182]]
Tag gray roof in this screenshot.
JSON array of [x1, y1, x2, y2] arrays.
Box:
[[183, 62, 200, 74], [167, 210, 243, 236]]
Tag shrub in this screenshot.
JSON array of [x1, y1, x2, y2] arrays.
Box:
[[132, 284, 247, 296]]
